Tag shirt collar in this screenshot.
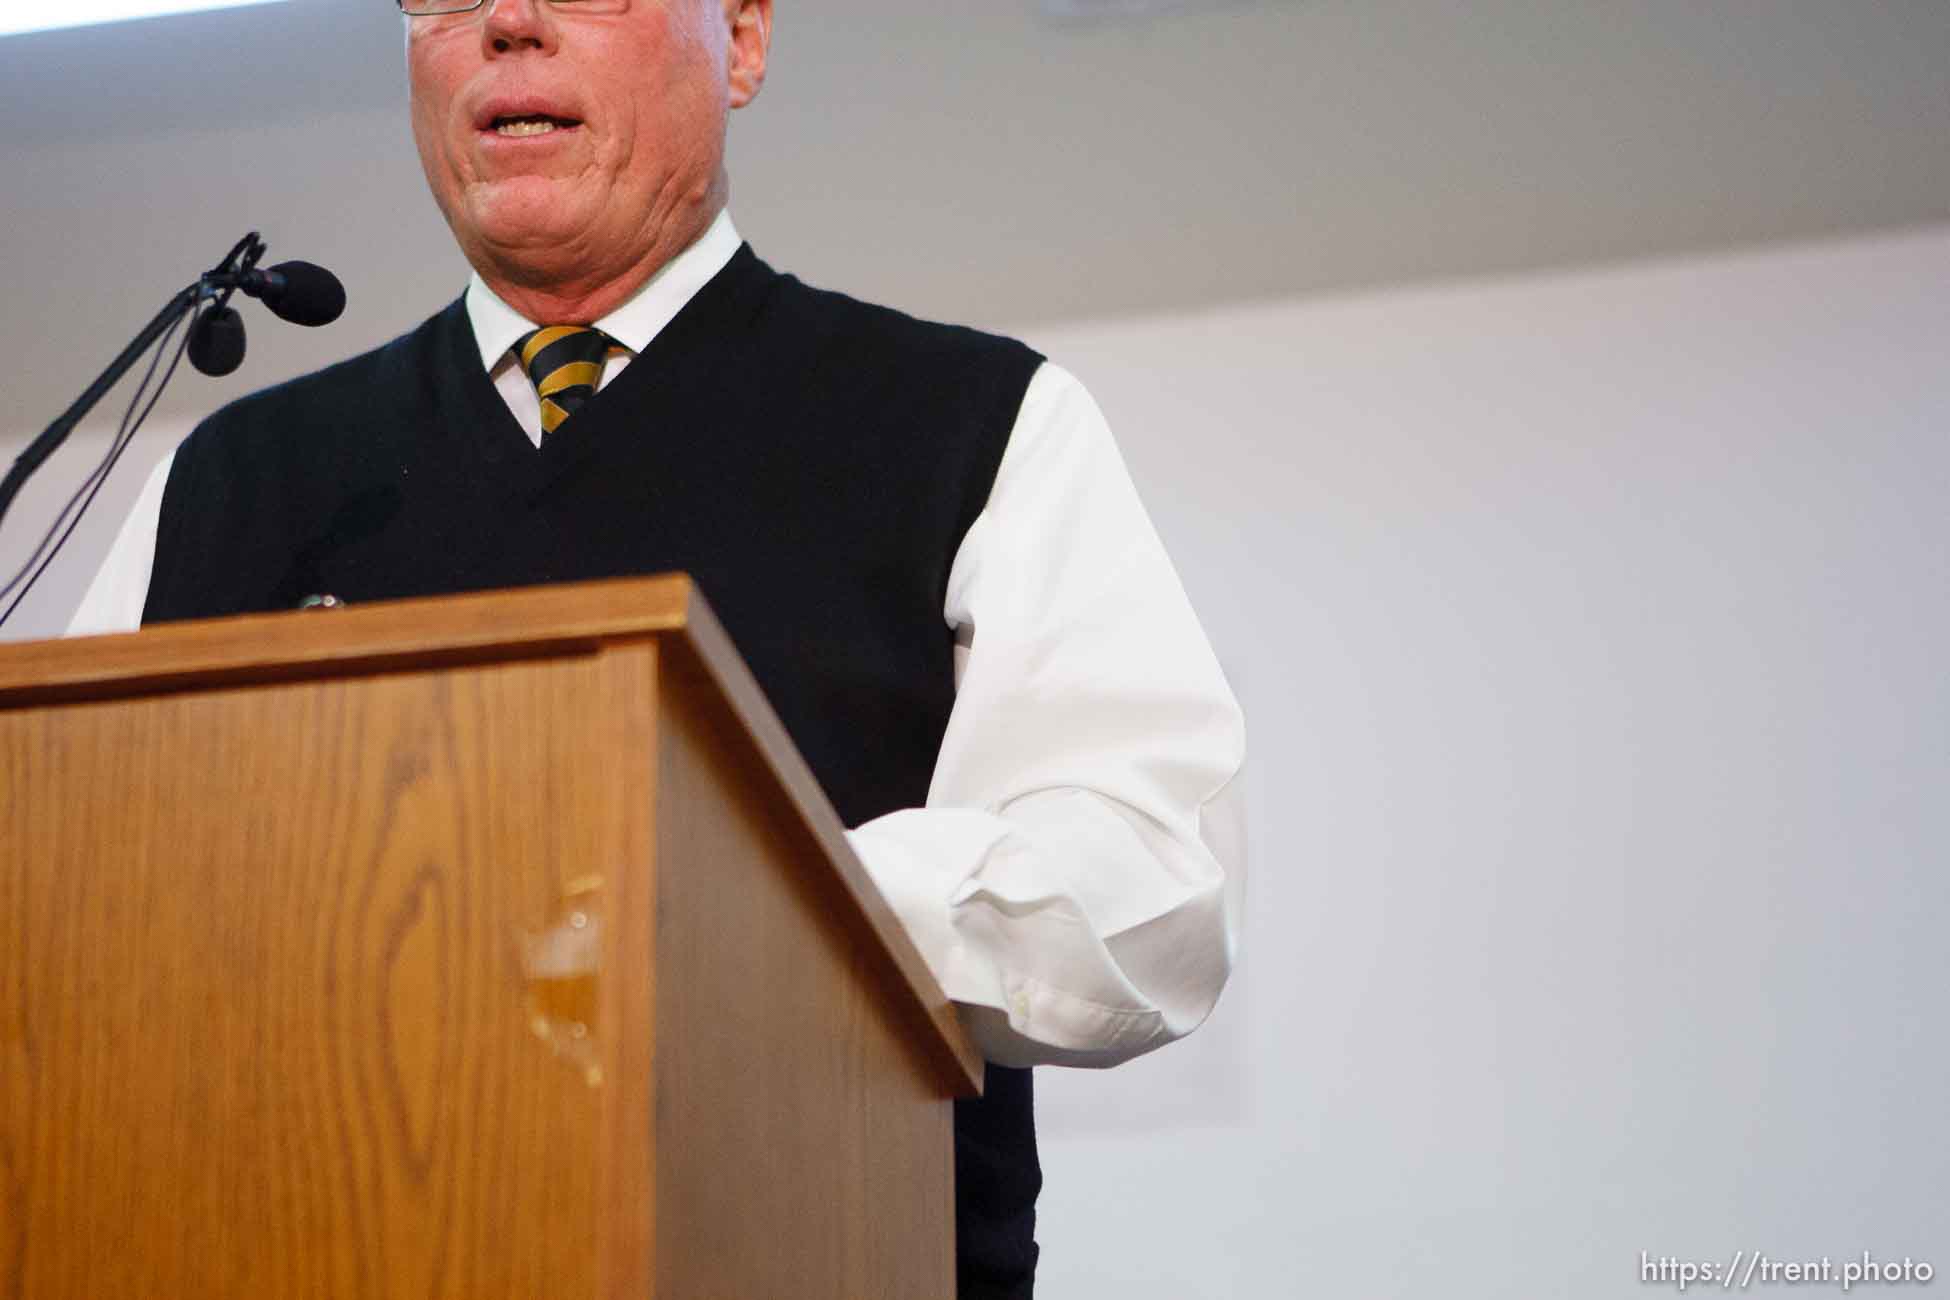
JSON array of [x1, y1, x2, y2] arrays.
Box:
[[464, 208, 743, 372]]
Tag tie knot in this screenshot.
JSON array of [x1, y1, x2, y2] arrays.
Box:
[[515, 326, 617, 437]]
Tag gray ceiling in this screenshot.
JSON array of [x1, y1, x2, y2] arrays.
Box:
[[4, 0, 1949, 429]]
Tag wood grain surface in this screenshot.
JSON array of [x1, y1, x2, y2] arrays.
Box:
[[0, 650, 651, 1298], [0, 576, 981, 1297]]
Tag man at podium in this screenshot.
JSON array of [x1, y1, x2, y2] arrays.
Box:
[[69, 3, 1244, 1295]]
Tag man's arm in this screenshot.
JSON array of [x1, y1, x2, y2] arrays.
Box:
[[65, 450, 171, 636], [847, 362, 1244, 1069]]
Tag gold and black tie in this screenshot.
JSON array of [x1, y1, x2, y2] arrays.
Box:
[[515, 326, 619, 438]]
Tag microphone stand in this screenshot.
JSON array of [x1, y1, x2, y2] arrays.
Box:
[[0, 233, 264, 539], [0, 287, 199, 534]]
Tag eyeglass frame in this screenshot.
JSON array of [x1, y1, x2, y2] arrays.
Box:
[[396, 0, 606, 16]]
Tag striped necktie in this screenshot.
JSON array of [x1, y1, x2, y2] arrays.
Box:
[[515, 326, 619, 439]]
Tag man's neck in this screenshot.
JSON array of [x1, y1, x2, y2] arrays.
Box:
[[473, 194, 726, 326], [465, 210, 742, 376]]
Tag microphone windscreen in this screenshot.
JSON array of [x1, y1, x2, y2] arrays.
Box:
[[263, 261, 347, 327], [189, 305, 246, 377]]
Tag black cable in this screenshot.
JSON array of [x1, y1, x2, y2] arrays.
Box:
[[2, 300, 196, 621], [0, 296, 187, 607], [0, 298, 200, 628]]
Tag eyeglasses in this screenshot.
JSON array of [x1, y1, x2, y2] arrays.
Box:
[[397, 0, 617, 15]]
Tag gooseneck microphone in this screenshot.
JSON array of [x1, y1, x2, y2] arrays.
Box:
[[0, 231, 347, 626]]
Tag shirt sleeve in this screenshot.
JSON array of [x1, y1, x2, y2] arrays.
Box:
[[65, 448, 173, 637], [845, 361, 1245, 1069]]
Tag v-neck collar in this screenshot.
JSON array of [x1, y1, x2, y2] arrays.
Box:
[[432, 243, 774, 490]]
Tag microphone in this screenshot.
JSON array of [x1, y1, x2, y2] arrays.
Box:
[[188, 304, 247, 376], [231, 260, 347, 327], [2, 232, 350, 615]]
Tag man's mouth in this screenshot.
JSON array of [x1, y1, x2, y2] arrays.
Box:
[[490, 114, 582, 138]]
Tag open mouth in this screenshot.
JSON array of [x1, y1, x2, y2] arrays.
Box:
[[490, 114, 582, 138]]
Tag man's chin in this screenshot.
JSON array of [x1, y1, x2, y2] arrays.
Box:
[[463, 170, 579, 219], [458, 191, 598, 268]]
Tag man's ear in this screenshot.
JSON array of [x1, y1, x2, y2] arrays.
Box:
[[726, 0, 772, 109]]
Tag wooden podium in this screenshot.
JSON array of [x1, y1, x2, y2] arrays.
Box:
[[0, 575, 982, 1299]]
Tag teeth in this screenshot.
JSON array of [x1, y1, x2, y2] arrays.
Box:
[[496, 117, 559, 137]]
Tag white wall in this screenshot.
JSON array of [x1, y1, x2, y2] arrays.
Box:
[[5, 226, 1947, 1297], [1016, 226, 1950, 1297]]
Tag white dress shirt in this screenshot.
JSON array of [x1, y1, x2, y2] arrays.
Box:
[[68, 210, 1245, 1069]]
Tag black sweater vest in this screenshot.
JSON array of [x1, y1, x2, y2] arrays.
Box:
[[145, 246, 1047, 1298]]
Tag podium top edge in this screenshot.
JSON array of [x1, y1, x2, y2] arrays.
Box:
[[0, 573, 698, 704]]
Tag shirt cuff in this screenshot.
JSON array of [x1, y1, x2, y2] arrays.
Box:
[[848, 807, 1197, 1068]]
